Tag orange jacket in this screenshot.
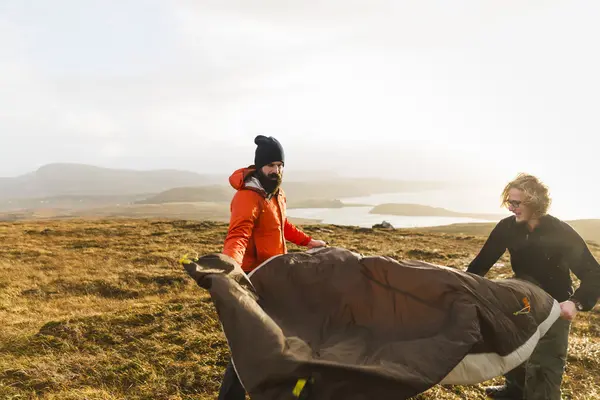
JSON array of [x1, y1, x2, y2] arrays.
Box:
[[222, 167, 312, 272]]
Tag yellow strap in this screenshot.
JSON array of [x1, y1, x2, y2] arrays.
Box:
[[292, 379, 307, 397], [178, 254, 192, 265]]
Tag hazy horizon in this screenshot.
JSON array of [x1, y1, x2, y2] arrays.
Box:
[[2, 1, 599, 217]]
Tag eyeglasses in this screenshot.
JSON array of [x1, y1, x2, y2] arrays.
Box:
[[507, 200, 522, 208]]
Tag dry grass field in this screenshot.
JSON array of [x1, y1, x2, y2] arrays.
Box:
[[1, 219, 598, 399]]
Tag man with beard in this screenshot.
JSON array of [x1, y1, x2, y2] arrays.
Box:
[[466, 173, 600, 400], [218, 134, 326, 400]]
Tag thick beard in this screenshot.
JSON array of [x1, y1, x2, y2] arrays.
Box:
[[256, 169, 282, 195]]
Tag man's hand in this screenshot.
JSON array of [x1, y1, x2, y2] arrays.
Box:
[[307, 239, 327, 249], [559, 300, 578, 321]]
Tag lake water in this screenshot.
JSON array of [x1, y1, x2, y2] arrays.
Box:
[[286, 188, 510, 228], [286, 187, 599, 228], [286, 205, 496, 228], [341, 189, 505, 214]]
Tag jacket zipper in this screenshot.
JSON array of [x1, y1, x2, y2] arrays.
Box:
[[277, 194, 286, 250]]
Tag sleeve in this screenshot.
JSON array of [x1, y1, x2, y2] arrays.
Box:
[[466, 220, 508, 277], [562, 224, 600, 311], [222, 191, 261, 265], [284, 218, 312, 246]]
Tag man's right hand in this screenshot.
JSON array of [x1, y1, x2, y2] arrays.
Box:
[[307, 239, 327, 249]]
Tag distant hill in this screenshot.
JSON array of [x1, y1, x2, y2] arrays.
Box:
[[279, 170, 341, 181], [286, 199, 368, 209], [414, 219, 600, 246], [1, 163, 453, 203], [139, 179, 453, 205], [281, 179, 451, 200], [370, 203, 507, 221], [0, 202, 232, 222], [0, 163, 224, 199], [135, 186, 234, 204], [566, 219, 600, 245], [0, 194, 151, 212], [138, 189, 366, 210]]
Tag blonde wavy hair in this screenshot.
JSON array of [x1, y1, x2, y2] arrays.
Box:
[[501, 173, 552, 218]]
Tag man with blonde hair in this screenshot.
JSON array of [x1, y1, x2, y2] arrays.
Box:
[[467, 173, 600, 400]]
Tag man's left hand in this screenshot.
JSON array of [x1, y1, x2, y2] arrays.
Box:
[[307, 239, 327, 249], [559, 300, 578, 321]]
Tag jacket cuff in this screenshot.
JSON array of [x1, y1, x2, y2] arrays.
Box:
[[569, 295, 593, 312], [300, 236, 312, 246]]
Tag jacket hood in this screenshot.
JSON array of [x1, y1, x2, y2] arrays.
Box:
[[229, 166, 254, 190], [229, 166, 266, 195]]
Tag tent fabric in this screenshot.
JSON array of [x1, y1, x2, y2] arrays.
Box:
[[182, 246, 560, 400]]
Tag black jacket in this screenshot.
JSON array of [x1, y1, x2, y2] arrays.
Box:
[[467, 215, 600, 311]]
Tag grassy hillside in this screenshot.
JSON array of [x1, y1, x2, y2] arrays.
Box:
[[0, 219, 598, 399], [370, 203, 506, 221], [0, 194, 151, 212], [415, 219, 600, 245], [0, 203, 320, 225]]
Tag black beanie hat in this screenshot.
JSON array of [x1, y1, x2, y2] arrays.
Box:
[[254, 135, 285, 170]]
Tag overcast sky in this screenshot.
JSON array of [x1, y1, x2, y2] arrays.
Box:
[[1, 1, 599, 211]]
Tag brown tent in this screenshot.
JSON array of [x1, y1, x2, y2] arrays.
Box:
[[182, 246, 560, 400]]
